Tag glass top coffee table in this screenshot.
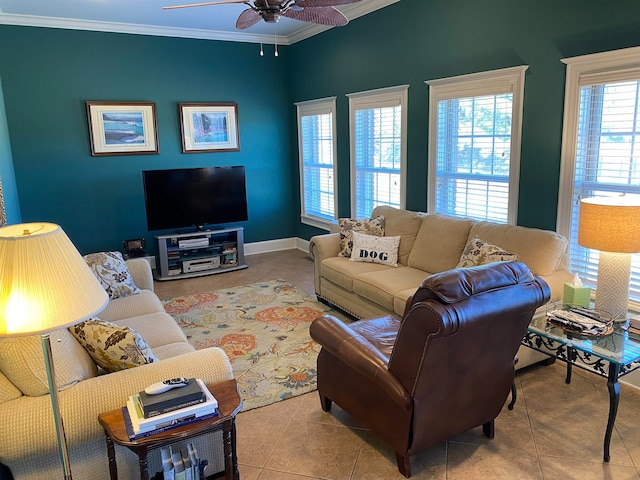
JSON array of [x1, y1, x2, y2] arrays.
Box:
[[522, 311, 640, 462]]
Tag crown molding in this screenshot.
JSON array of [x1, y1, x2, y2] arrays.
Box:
[[0, 0, 400, 45], [0, 13, 289, 44]]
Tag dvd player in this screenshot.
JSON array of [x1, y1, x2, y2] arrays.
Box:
[[183, 257, 220, 272]]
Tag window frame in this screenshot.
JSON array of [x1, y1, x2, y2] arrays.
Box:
[[425, 66, 528, 224], [295, 96, 338, 231], [557, 46, 640, 307], [347, 85, 409, 218]]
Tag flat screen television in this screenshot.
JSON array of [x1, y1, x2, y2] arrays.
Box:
[[142, 166, 248, 231]]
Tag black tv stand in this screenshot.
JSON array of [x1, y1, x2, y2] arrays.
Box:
[[154, 226, 248, 281]]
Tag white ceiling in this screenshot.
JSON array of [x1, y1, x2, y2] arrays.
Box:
[[0, 0, 398, 45]]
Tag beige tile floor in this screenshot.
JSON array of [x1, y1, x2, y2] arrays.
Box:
[[154, 249, 640, 480]]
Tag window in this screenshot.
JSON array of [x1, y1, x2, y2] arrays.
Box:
[[296, 97, 337, 230], [347, 85, 408, 218], [426, 66, 528, 224], [557, 46, 640, 305]]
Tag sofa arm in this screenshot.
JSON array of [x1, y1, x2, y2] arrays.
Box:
[[0, 348, 233, 462], [538, 268, 574, 303], [309, 233, 341, 262], [126, 258, 154, 292], [310, 315, 411, 411]]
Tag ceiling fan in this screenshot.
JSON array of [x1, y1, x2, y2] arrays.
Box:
[[163, 0, 362, 30]]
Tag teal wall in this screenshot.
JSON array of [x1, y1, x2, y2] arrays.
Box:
[[0, 76, 20, 225], [289, 0, 640, 239], [2, 0, 640, 251], [0, 26, 294, 254]]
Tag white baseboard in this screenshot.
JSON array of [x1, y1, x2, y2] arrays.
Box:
[[244, 237, 309, 255]]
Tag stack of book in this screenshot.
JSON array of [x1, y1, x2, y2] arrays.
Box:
[[161, 443, 204, 480], [627, 315, 640, 340], [122, 378, 218, 440]]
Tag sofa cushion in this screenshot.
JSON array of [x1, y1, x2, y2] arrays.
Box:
[[394, 287, 421, 317], [152, 342, 196, 360], [350, 232, 401, 267], [467, 222, 568, 276], [321, 256, 391, 292], [0, 370, 22, 403], [69, 318, 158, 373], [99, 289, 166, 323], [456, 238, 519, 268], [84, 251, 141, 299], [408, 214, 475, 273], [371, 206, 425, 266], [113, 312, 188, 350], [353, 267, 430, 311], [338, 215, 385, 258], [0, 328, 97, 396]]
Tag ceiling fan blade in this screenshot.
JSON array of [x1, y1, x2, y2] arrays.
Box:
[[293, 0, 361, 7], [163, 0, 247, 10], [283, 6, 348, 26], [236, 8, 262, 29]]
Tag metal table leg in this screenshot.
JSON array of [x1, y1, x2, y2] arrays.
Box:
[[604, 363, 621, 462]]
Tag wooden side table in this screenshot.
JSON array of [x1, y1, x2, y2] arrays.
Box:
[[98, 379, 242, 480]]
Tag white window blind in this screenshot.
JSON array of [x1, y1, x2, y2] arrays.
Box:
[[296, 97, 337, 230], [558, 46, 640, 306], [567, 80, 640, 300], [348, 86, 408, 218], [426, 66, 528, 224]]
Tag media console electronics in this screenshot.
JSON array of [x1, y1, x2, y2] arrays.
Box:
[[183, 257, 220, 273], [153, 227, 247, 281]]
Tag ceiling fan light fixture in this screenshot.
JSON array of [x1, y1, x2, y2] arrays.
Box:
[[260, 9, 281, 22]]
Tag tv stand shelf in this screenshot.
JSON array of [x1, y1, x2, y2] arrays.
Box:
[[153, 227, 248, 281]]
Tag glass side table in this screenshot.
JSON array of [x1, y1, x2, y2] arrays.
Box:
[[522, 311, 640, 462]]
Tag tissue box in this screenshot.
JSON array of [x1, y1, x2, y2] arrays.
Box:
[[563, 282, 591, 308]]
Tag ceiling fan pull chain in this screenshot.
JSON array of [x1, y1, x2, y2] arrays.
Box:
[[274, 28, 279, 57]]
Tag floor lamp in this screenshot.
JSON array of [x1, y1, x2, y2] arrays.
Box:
[[0, 223, 108, 480], [578, 196, 640, 320]]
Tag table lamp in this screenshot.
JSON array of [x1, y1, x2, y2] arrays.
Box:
[[578, 196, 640, 320], [0, 223, 109, 480]]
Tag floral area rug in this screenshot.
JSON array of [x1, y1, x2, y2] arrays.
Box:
[[162, 279, 350, 411]]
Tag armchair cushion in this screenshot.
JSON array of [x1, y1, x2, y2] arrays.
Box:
[[69, 318, 158, 372], [84, 251, 141, 299]]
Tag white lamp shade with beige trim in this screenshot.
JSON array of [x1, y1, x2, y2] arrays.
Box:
[[0, 222, 109, 337]]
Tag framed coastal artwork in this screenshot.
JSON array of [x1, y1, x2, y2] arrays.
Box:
[[86, 101, 158, 156], [179, 103, 240, 153]]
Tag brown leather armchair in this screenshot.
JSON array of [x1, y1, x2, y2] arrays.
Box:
[[309, 261, 550, 478]]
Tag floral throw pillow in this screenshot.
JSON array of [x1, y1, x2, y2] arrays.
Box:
[[69, 318, 157, 373], [350, 231, 401, 267], [456, 238, 519, 268], [338, 215, 385, 258], [84, 251, 140, 299]]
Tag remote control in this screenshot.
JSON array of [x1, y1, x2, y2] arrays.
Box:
[[144, 377, 189, 395]]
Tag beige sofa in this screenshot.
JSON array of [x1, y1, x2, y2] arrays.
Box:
[[310, 206, 573, 369], [0, 258, 233, 480]]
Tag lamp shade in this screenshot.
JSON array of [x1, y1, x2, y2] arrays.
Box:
[[0, 223, 108, 337], [578, 196, 640, 253]]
